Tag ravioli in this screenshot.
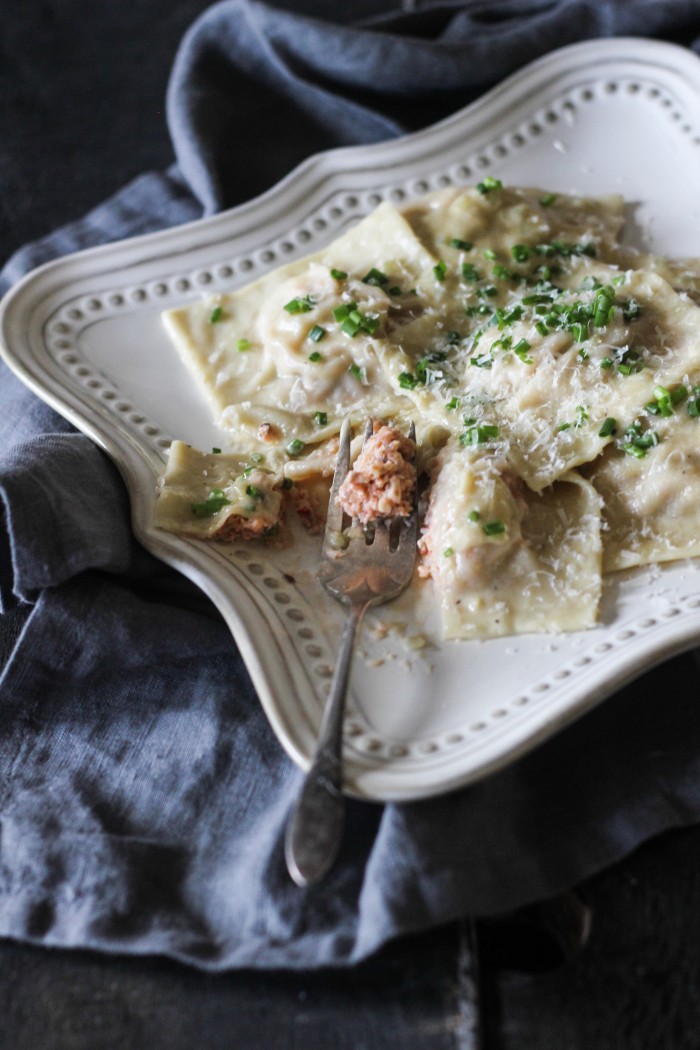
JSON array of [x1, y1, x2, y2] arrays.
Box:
[[156, 181, 700, 641]]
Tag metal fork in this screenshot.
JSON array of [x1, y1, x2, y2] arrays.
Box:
[[284, 417, 418, 887]]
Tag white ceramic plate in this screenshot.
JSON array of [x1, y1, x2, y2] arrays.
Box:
[[3, 38, 700, 801]]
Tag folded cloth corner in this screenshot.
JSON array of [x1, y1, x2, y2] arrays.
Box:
[[0, 434, 137, 610]]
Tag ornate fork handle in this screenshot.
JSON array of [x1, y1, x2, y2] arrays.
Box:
[[284, 597, 369, 887]]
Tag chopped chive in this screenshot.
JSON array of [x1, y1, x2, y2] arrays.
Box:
[[622, 298, 643, 321], [539, 192, 557, 206], [446, 396, 461, 410], [246, 485, 264, 500], [388, 285, 403, 296], [314, 411, 328, 426], [362, 267, 388, 286], [482, 519, 506, 536], [333, 301, 356, 322], [284, 295, 315, 314], [461, 262, 480, 281], [477, 176, 503, 194], [443, 547, 454, 557], [600, 357, 614, 370], [398, 371, 417, 389], [433, 260, 447, 282], [467, 510, 481, 522], [511, 244, 531, 263], [470, 354, 493, 369], [493, 262, 517, 280], [513, 338, 532, 363], [342, 317, 360, 337], [286, 439, 306, 456], [209, 306, 224, 324], [460, 423, 500, 445], [308, 324, 326, 343], [330, 268, 348, 280], [535, 320, 548, 336], [449, 238, 473, 251], [212, 447, 222, 454], [598, 417, 617, 437], [308, 350, 323, 362], [236, 338, 251, 352], [191, 489, 230, 518], [348, 364, 365, 382]]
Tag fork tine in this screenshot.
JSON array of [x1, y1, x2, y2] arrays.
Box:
[[323, 417, 352, 535]]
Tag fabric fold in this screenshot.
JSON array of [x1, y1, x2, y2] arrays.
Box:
[[0, 435, 136, 609]]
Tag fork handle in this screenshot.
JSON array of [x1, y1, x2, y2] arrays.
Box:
[[285, 599, 368, 887]]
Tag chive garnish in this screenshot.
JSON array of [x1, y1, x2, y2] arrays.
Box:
[[348, 364, 365, 382], [482, 520, 506, 536], [539, 193, 557, 206], [333, 302, 356, 322], [314, 411, 328, 426], [511, 244, 531, 263], [477, 176, 503, 194], [209, 306, 224, 323], [308, 325, 326, 342], [236, 338, 251, 352], [460, 423, 500, 445], [513, 338, 532, 363], [599, 417, 617, 437], [433, 261, 447, 282], [330, 268, 348, 280], [286, 439, 306, 456], [308, 350, 323, 362], [461, 263, 480, 282], [191, 489, 230, 518], [284, 295, 314, 314], [362, 268, 388, 286], [449, 238, 473, 251]]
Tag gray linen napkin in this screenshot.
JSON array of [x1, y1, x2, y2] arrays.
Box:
[[1, 0, 700, 970]]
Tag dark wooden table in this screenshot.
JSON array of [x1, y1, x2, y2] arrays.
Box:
[[2, 3, 700, 1045]]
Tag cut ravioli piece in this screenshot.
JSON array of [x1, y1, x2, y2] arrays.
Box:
[[585, 404, 700, 572], [154, 440, 285, 541], [161, 202, 440, 438], [418, 441, 602, 639]]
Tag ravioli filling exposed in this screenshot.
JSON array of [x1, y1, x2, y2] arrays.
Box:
[[157, 182, 700, 640], [417, 442, 601, 639], [154, 441, 285, 540]]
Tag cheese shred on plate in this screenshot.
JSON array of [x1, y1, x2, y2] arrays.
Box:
[[154, 182, 700, 640]]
